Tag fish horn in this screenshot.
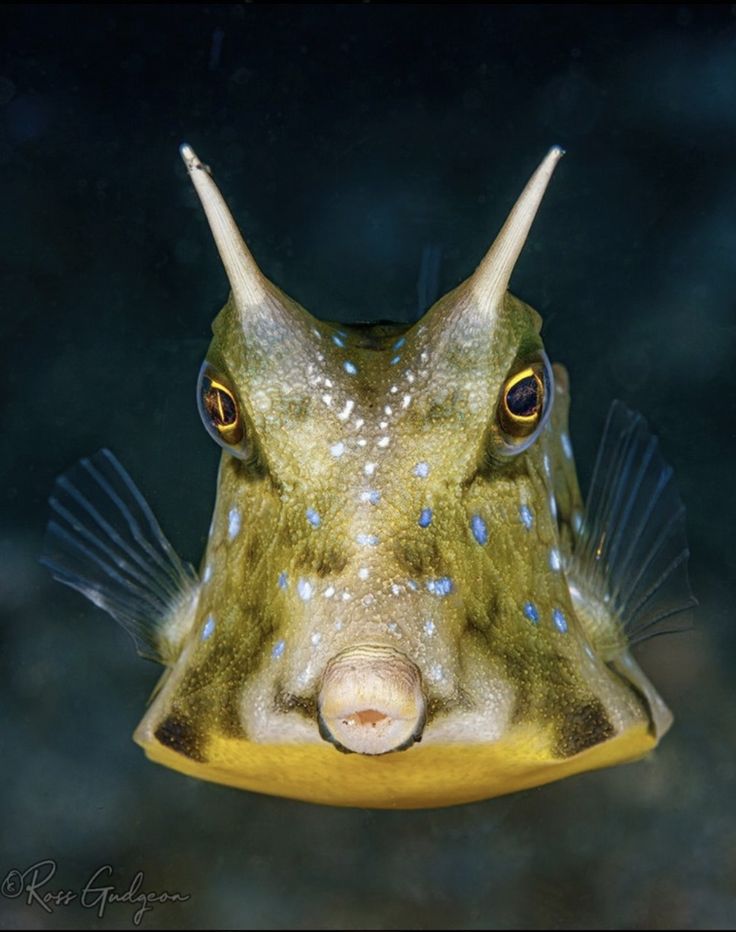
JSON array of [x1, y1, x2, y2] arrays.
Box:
[[470, 146, 564, 313], [180, 143, 266, 307]]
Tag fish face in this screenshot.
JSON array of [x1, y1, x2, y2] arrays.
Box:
[[130, 148, 677, 807]]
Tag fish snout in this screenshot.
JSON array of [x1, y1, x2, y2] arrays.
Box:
[[318, 645, 426, 755]]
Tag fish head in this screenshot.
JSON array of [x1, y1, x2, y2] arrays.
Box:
[[133, 146, 671, 807]]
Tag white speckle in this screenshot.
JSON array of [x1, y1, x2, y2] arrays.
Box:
[[357, 438, 368, 447], [201, 615, 215, 641], [423, 619, 436, 637], [337, 399, 355, 421], [420, 351, 429, 363], [379, 420, 388, 429], [414, 461, 430, 478], [203, 564, 212, 583], [543, 452, 551, 476], [306, 507, 321, 527], [330, 441, 346, 458], [405, 371, 415, 384], [324, 378, 333, 388], [343, 361, 358, 375], [390, 385, 399, 394], [362, 593, 376, 606], [584, 643, 595, 660], [391, 583, 402, 596], [334, 620, 343, 631], [341, 590, 352, 602], [407, 579, 419, 591], [332, 334, 345, 347], [402, 394, 412, 408], [297, 578, 314, 601], [316, 352, 325, 363], [390, 355, 401, 365], [384, 405, 393, 416], [272, 639, 286, 659], [321, 393, 333, 407], [549, 547, 562, 571], [360, 490, 381, 505], [428, 663, 445, 683], [364, 462, 377, 476], [377, 436, 390, 448], [573, 511, 584, 533], [549, 495, 558, 521], [312, 327, 321, 339], [358, 567, 370, 580], [310, 631, 322, 646], [561, 432, 573, 459], [356, 533, 379, 546], [324, 585, 335, 598], [228, 507, 241, 540], [354, 418, 365, 429], [387, 622, 401, 637]]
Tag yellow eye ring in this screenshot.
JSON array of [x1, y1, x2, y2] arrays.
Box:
[[197, 362, 246, 450], [498, 364, 546, 439], [204, 377, 243, 445]]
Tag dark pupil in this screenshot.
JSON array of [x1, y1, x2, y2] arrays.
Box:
[[506, 376, 540, 417], [204, 382, 237, 427]]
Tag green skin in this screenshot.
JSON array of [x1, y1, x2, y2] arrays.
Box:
[[149, 277, 651, 765]]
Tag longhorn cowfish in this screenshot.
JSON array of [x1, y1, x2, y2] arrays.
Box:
[[42, 145, 695, 809]]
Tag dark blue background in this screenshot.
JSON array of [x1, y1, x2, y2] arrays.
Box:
[[1, 4, 734, 929]]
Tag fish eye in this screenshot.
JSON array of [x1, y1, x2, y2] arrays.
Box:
[[197, 361, 250, 457], [496, 353, 554, 454]]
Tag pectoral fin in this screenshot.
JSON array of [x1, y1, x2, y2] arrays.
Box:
[[41, 449, 198, 664]]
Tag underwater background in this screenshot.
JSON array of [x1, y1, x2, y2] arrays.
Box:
[[1, 4, 735, 929]]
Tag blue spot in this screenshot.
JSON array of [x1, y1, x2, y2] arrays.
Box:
[[201, 615, 215, 641], [343, 361, 358, 376], [519, 504, 534, 530], [423, 619, 436, 636], [553, 608, 568, 633], [413, 461, 430, 478], [332, 334, 346, 347], [523, 602, 539, 624], [390, 355, 401, 365], [470, 514, 488, 546], [306, 507, 321, 528], [272, 639, 285, 659], [427, 577, 453, 597], [278, 571, 288, 589], [367, 490, 381, 505], [418, 507, 433, 528], [393, 337, 406, 349]]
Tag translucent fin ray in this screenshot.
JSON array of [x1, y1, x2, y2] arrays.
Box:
[[570, 401, 696, 646], [41, 449, 198, 661]]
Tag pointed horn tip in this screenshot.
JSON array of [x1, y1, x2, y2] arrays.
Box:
[[179, 143, 209, 175], [548, 144, 566, 161]]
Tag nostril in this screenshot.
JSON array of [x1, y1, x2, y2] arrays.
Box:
[[318, 645, 426, 755]]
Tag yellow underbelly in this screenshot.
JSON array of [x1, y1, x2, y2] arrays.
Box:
[[136, 723, 657, 809]]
